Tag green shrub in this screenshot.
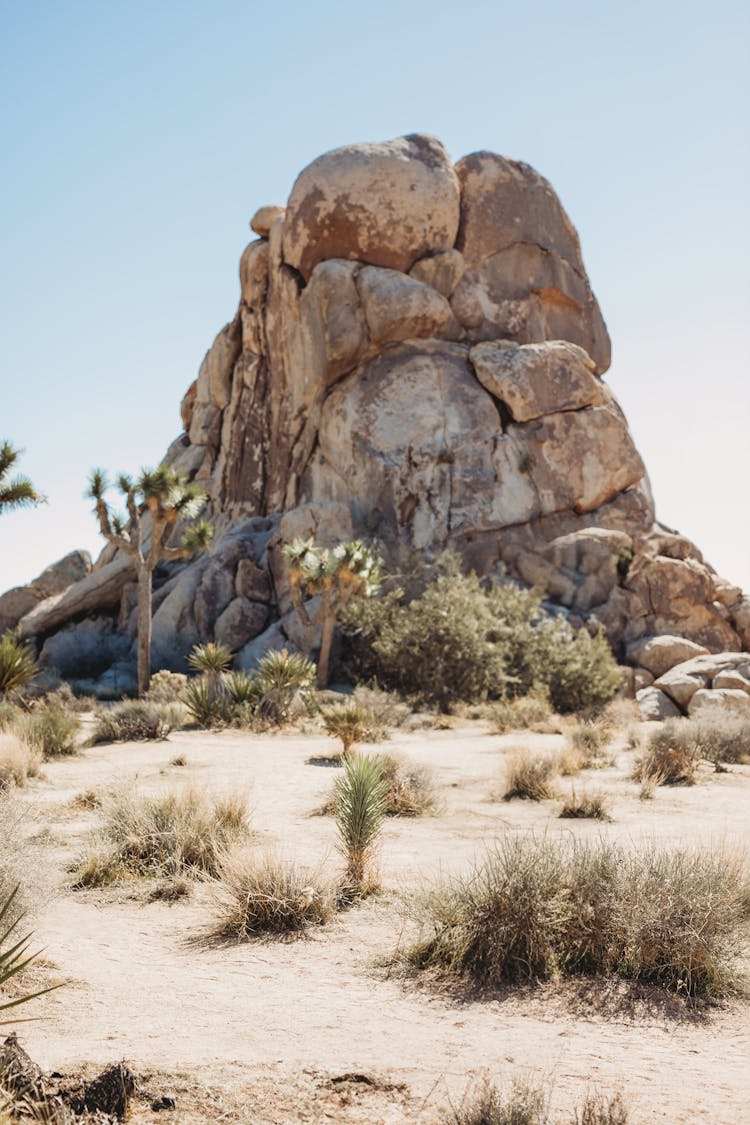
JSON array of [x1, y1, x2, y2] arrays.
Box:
[[183, 677, 232, 728], [489, 690, 554, 734], [225, 670, 262, 706], [17, 705, 80, 757], [210, 850, 336, 938], [71, 787, 250, 885], [321, 701, 374, 756], [0, 633, 38, 697], [254, 648, 315, 723], [187, 641, 234, 677], [343, 565, 621, 713], [91, 701, 181, 743], [405, 835, 750, 998]]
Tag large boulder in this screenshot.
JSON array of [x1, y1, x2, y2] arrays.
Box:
[[0, 550, 92, 633], [283, 134, 460, 281]]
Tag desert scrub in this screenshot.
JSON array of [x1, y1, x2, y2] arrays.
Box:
[[321, 752, 439, 817], [144, 669, 187, 703], [650, 713, 750, 768], [210, 850, 336, 938], [632, 729, 698, 788], [488, 691, 554, 734], [91, 700, 182, 743], [446, 1076, 548, 1124], [71, 788, 250, 886], [15, 704, 80, 757], [343, 561, 621, 712], [403, 835, 750, 998], [352, 684, 410, 733], [0, 733, 41, 790], [334, 752, 389, 896], [566, 723, 609, 769], [559, 788, 612, 821], [502, 749, 559, 801]]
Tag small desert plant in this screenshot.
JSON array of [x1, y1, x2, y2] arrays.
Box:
[[0, 734, 41, 790], [568, 723, 607, 762], [321, 701, 374, 757], [254, 648, 315, 724], [0, 633, 38, 697], [503, 750, 559, 801], [652, 713, 750, 768], [225, 670, 262, 706], [188, 641, 233, 679], [489, 691, 554, 735], [169, 754, 187, 767], [145, 669, 188, 703], [16, 706, 80, 757], [632, 732, 697, 787], [375, 752, 440, 816], [183, 677, 232, 728], [211, 849, 337, 938], [573, 1091, 629, 1125], [71, 787, 250, 886], [559, 788, 612, 821], [92, 700, 181, 743], [352, 684, 410, 733], [0, 887, 59, 1018], [73, 788, 102, 810], [404, 835, 750, 998], [446, 1076, 548, 1124], [334, 752, 389, 896]]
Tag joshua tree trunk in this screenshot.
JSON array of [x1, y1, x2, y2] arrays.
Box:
[[136, 563, 153, 698], [317, 599, 337, 689]]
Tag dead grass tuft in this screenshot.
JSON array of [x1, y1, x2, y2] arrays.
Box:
[[559, 788, 612, 821], [502, 749, 559, 801], [210, 849, 337, 938], [0, 734, 42, 790]]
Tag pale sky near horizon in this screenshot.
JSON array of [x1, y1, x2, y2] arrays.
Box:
[[1, 0, 749, 595]]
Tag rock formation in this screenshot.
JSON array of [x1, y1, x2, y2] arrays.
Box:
[[3, 133, 748, 709]]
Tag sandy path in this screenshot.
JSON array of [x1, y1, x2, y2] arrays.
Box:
[[13, 725, 750, 1122]]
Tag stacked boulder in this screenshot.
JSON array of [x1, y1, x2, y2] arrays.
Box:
[[1, 133, 747, 701]]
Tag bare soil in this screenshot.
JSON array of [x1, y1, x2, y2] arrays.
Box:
[[6, 720, 750, 1123]]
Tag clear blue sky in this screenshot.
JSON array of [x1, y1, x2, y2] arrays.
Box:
[[1, 0, 748, 592]]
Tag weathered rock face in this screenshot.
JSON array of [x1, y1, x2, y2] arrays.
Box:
[[4, 133, 747, 690]]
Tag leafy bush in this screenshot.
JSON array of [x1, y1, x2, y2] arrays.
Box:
[[343, 566, 621, 712], [405, 835, 750, 998], [71, 787, 250, 886], [17, 705, 80, 757], [92, 701, 182, 743], [503, 750, 559, 801], [211, 849, 336, 938], [0, 632, 38, 697], [559, 788, 612, 821], [145, 669, 187, 703], [334, 752, 389, 896]]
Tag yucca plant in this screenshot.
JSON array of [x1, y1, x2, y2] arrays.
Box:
[[321, 701, 373, 757], [182, 678, 231, 728], [334, 753, 389, 897], [0, 442, 45, 515], [225, 670, 262, 706], [0, 887, 58, 1019], [0, 634, 37, 698], [188, 642, 234, 680], [254, 648, 315, 724]]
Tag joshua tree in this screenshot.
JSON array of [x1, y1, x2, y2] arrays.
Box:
[[88, 464, 212, 697], [0, 441, 45, 514], [282, 538, 380, 689]]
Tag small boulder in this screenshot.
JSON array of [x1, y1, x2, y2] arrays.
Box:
[[636, 686, 682, 720], [626, 635, 710, 679], [250, 205, 285, 238], [688, 688, 750, 716]]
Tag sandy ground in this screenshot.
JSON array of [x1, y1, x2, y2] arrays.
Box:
[[6, 720, 750, 1123]]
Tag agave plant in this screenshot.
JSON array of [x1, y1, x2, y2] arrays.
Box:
[[0, 633, 38, 698], [0, 887, 58, 1019], [333, 753, 389, 896]]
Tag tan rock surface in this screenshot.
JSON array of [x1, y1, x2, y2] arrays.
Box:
[[470, 339, 602, 422]]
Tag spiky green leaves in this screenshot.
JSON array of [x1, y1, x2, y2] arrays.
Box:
[[283, 537, 381, 598], [0, 886, 59, 1016], [0, 633, 38, 696], [334, 753, 388, 895], [181, 518, 213, 554], [0, 441, 45, 514]]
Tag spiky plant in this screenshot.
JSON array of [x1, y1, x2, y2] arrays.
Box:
[[0, 887, 58, 1018], [0, 634, 37, 698], [225, 671, 262, 706], [183, 678, 231, 729], [254, 648, 315, 724], [333, 752, 388, 897], [88, 464, 213, 696], [188, 641, 234, 677], [321, 701, 373, 757], [283, 538, 381, 688], [0, 442, 45, 515]]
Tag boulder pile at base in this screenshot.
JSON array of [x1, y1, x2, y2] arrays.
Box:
[[2, 133, 748, 712]]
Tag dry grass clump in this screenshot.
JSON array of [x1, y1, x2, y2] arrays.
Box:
[[14, 706, 80, 758], [91, 701, 183, 744], [352, 684, 410, 733], [71, 788, 250, 887], [446, 1078, 628, 1125], [632, 731, 697, 788], [567, 723, 608, 767], [404, 835, 750, 998], [559, 788, 612, 821], [376, 753, 440, 816], [502, 749, 559, 801], [489, 692, 556, 735], [0, 734, 41, 790], [211, 849, 337, 938], [653, 713, 750, 768]]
